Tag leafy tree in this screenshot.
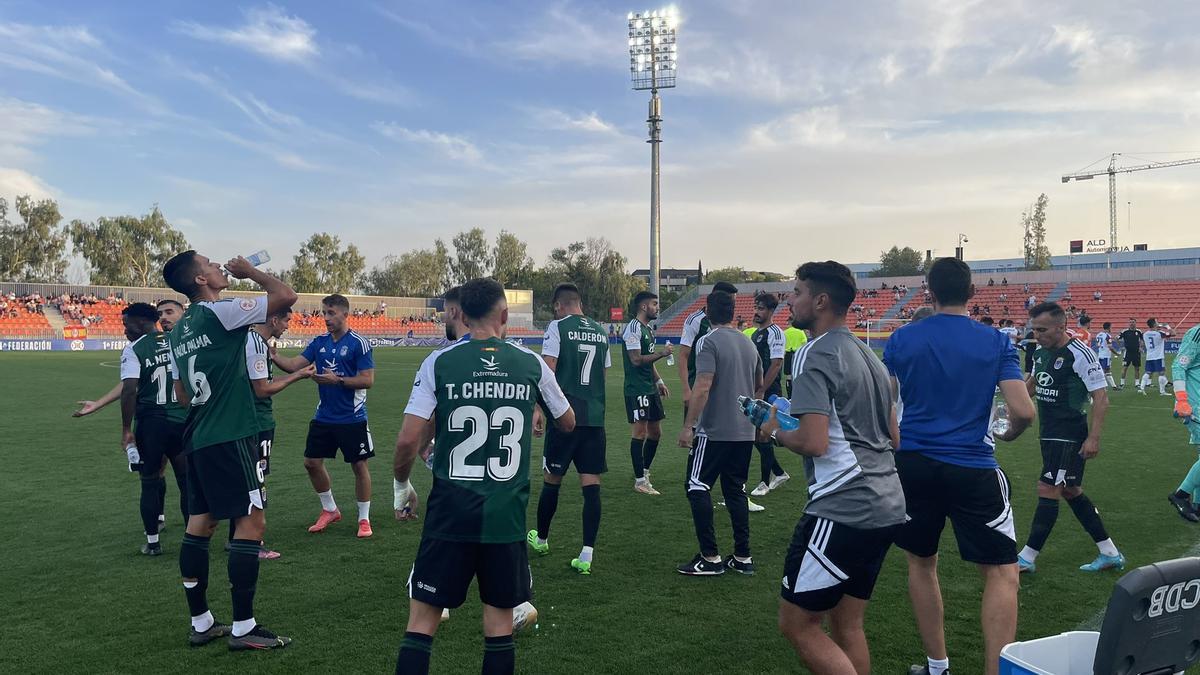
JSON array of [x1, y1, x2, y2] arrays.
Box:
[[68, 205, 188, 287], [450, 228, 493, 285], [704, 267, 784, 285], [287, 232, 365, 294], [0, 195, 69, 283], [539, 238, 645, 320], [491, 230, 533, 288], [705, 267, 747, 285], [870, 246, 924, 277], [1022, 193, 1051, 271], [364, 248, 448, 297]]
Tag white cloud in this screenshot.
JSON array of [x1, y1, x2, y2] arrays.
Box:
[[748, 106, 849, 148], [535, 109, 619, 134], [491, 3, 620, 67], [173, 5, 319, 63], [0, 168, 58, 200], [372, 122, 483, 164]]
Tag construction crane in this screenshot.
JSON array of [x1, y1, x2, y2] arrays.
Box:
[[1062, 153, 1200, 254]]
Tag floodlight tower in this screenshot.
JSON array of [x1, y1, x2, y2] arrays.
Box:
[[629, 7, 678, 296]]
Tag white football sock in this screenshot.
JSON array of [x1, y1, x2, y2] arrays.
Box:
[[538, 536, 548, 547], [357, 500, 371, 521], [1159, 376, 1168, 393], [1019, 545, 1040, 562], [147, 533, 160, 544], [1106, 374, 1116, 388], [927, 657, 950, 675], [191, 610, 214, 632], [232, 618, 256, 638], [318, 490, 337, 512], [578, 546, 593, 563], [1097, 538, 1119, 557]]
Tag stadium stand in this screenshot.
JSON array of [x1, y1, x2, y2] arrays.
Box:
[[0, 293, 53, 338], [1064, 280, 1200, 331]]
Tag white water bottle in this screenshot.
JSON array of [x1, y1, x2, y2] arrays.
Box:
[[244, 250, 271, 267], [666, 341, 676, 367], [126, 443, 143, 472], [991, 402, 1011, 437]]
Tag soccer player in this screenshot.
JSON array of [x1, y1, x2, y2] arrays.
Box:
[[885, 257, 1036, 675], [245, 308, 316, 558], [999, 319, 1019, 346], [527, 283, 609, 575], [1118, 318, 1144, 391], [392, 278, 574, 675], [761, 261, 906, 675], [677, 281, 739, 412], [783, 322, 808, 397], [442, 286, 469, 342], [1142, 318, 1171, 396], [1169, 324, 1200, 522], [1018, 302, 1124, 575], [119, 302, 190, 555], [273, 294, 377, 538], [162, 250, 297, 649], [1094, 322, 1117, 389], [622, 290, 672, 495], [1073, 315, 1092, 346], [748, 292, 790, 497], [676, 290, 762, 576]]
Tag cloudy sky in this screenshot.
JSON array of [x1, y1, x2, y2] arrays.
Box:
[[2, 0, 1199, 278]]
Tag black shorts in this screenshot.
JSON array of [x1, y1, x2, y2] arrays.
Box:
[[894, 452, 1017, 565], [305, 420, 375, 463], [187, 435, 265, 520], [543, 426, 607, 476], [686, 436, 752, 492], [408, 538, 531, 609], [1124, 352, 1142, 367], [257, 428, 275, 476], [134, 416, 185, 479], [625, 394, 665, 424], [781, 515, 896, 612], [1039, 439, 1086, 487]]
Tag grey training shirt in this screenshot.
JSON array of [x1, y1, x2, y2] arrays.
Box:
[[790, 326, 906, 528], [695, 326, 762, 442]]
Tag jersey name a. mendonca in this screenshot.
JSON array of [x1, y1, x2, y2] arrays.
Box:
[[168, 297, 267, 450], [404, 338, 570, 543], [542, 314, 609, 427], [121, 331, 187, 423]]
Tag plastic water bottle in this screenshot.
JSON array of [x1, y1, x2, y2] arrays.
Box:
[[665, 341, 675, 367], [738, 395, 800, 430], [991, 402, 1011, 437], [244, 250, 271, 267], [126, 443, 143, 472]]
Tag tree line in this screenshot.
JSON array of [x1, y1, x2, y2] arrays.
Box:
[[0, 194, 647, 322]]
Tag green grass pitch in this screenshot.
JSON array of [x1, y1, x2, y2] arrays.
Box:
[[3, 347, 1198, 674]]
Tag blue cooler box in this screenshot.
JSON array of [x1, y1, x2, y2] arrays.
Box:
[[999, 631, 1099, 675]]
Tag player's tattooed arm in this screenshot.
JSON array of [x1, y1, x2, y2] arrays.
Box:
[[73, 382, 123, 417]]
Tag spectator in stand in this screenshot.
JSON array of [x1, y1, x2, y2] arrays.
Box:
[[1026, 294, 1037, 310], [1002, 277, 1009, 286], [1093, 290, 1102, 302], [988, 278, 995, 286]]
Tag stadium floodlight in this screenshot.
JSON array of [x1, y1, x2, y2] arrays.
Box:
[[628, 5, 678, 296]]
